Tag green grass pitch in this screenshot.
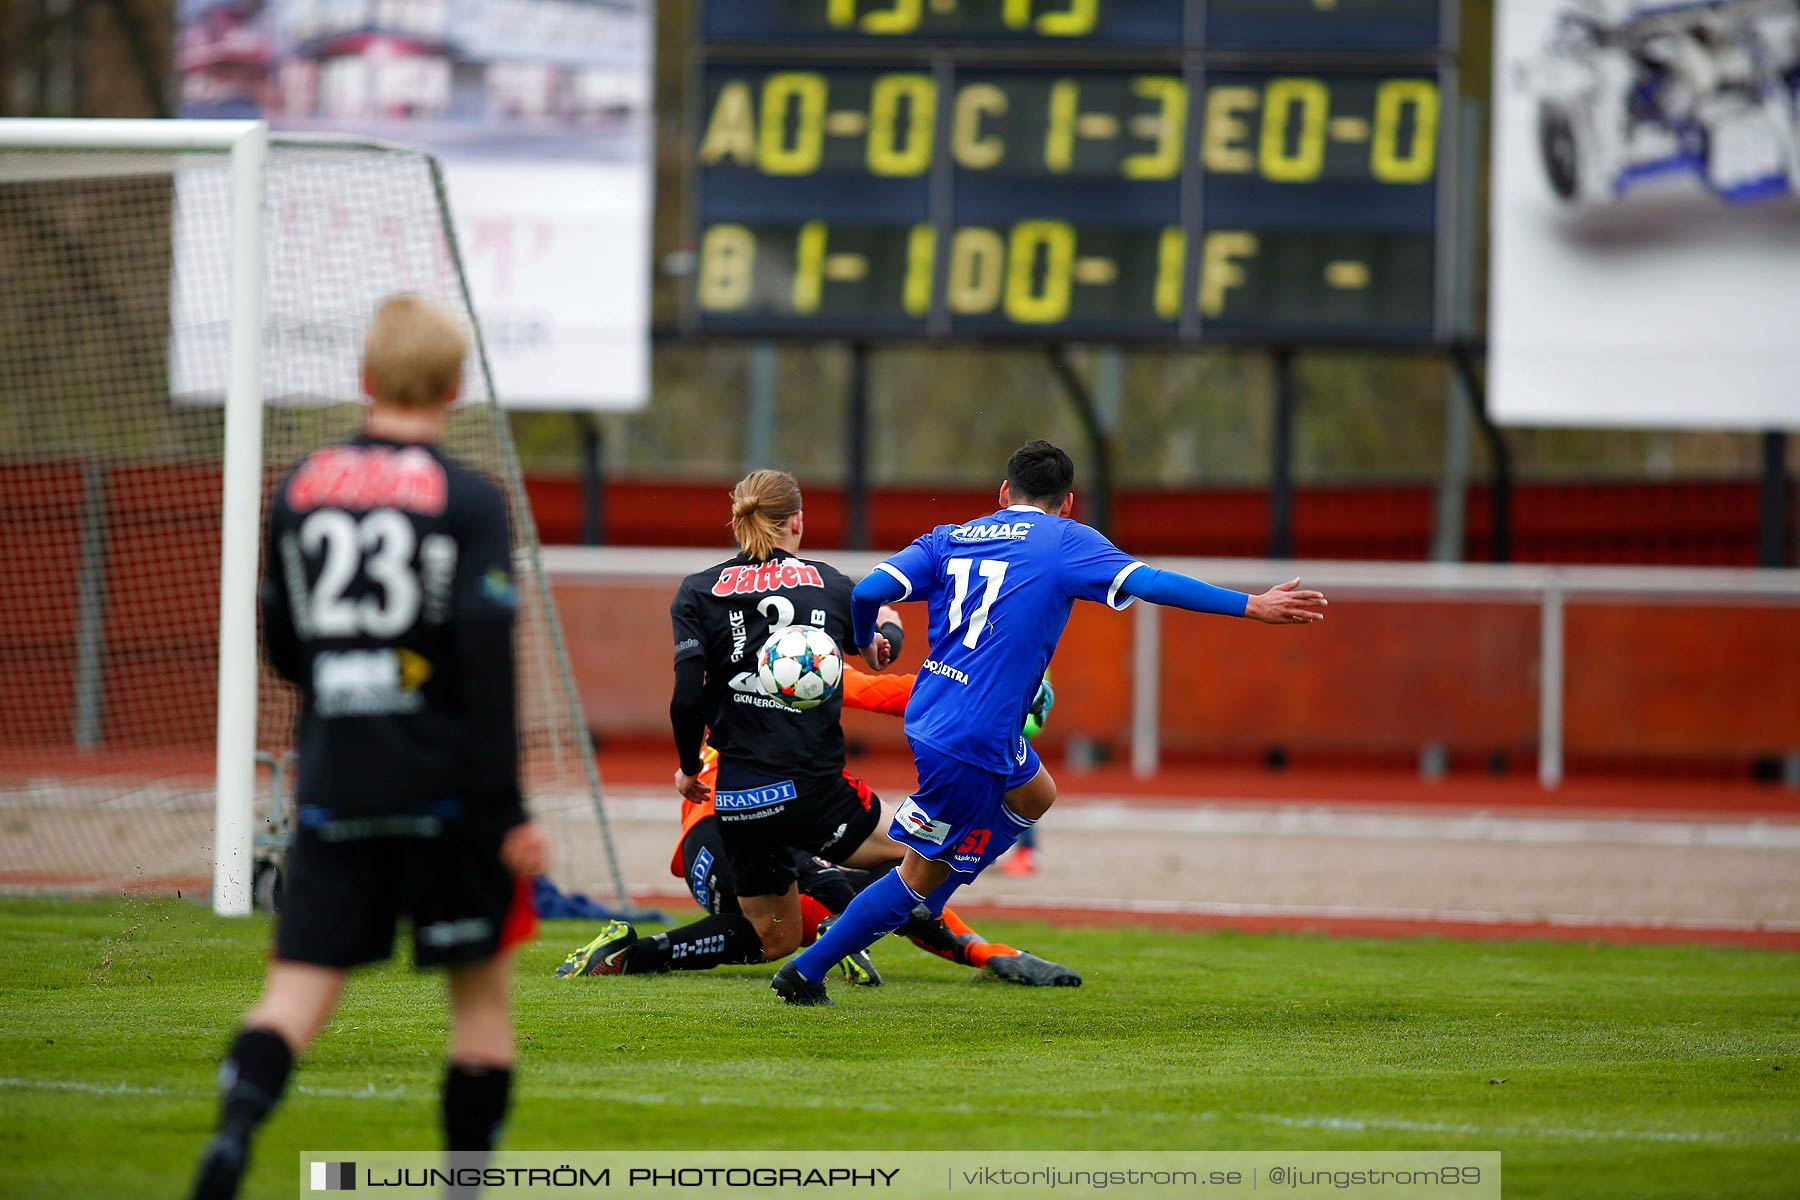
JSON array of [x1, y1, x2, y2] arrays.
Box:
[[1, 898, 1795, 1199]]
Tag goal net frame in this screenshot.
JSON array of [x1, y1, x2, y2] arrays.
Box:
[[0, 118, 625, 916]]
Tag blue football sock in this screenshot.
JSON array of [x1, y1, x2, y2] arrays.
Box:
[[793, 869, 923, 984], [922, 876, 961, 918]]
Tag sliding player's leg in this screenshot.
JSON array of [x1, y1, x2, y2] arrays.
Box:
[[558, 820, 767, 977], [738, 885, 806, 961]]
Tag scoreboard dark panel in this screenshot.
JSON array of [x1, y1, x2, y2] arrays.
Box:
[[702, 0, 1448, 50], [703, 0, 1182, 44], [691, 3, 1455, 344], [1199, 69, 1440, 340], [1203, 0, 1445, 50], [944, 68, 1180, 336]]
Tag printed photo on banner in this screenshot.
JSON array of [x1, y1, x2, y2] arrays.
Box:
[[174, 0, 654, 410], [1490, 0, 1800, 429]]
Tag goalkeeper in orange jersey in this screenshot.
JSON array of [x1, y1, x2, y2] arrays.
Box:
[[555, 648, 1075, 987]]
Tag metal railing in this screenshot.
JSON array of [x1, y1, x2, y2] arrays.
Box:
[[542, 547, 1800, 788]]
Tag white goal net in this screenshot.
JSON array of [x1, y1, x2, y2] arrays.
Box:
[[0, 122, 626, 910]]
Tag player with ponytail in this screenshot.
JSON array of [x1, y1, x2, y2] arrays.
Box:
[[565, 470, 911, 978]]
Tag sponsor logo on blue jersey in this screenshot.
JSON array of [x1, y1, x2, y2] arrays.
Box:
[[894, 797, 952, 845], [949, 521, 1034, 543], [713, 780, 798, 811], [920, 658, 970, 685]]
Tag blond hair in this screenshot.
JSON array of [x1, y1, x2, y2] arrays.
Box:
[[362, 294, 468, 409], [730, 469, 802, 560]]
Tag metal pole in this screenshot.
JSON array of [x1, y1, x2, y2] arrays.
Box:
[[73, 460, 108, 749], [846, 340, 871, 551], [1538, 585, 1565, 789], [1095, 344, 1124, 437], [212, 121, 268, 917], [1432, 371, 1472, 562], [1452, 345, 1511, 563], [580, 415, 604, 547], [1131, 600, 1160, 778], [745, 340, 777, 470], [1433, 98, 1483, 565], [1045, 345, 1115, 535], [1760, 431, 1789, 567], [68, 0, 88, 117], [1269, 347, 1296, 559]]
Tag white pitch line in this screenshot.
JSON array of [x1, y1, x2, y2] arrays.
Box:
[[4, 1077, 1793, 1146], [592, 791, 1800, 851], [1250, 1113, 1798, 1145], [952, 893, 1800, 933], [0, 1077, 399, 1101]]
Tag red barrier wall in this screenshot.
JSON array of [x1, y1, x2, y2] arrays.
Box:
[[551, 579, 1800, 771], [526, 476, 1792, 566], [5, 461, 1795, 777]]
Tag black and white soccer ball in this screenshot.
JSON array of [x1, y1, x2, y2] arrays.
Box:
[[756, 625, 844, 711]]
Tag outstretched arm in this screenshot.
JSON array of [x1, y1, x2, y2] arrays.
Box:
[[1120, 567, 1326, 624], [843, 666, 915, 717], [850, 570, 906, 669], [1116, 566, 1249, 618]]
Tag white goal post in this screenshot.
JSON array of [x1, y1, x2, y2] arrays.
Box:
[[0, 119, 268, 915], [0, 119, 626, 915]]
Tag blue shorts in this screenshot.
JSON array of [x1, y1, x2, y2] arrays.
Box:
[[890, 737, 1041, 876]]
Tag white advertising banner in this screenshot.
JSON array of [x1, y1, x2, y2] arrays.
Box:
[[176, 0, 653, 410], [1491, 0, 1800, 429]]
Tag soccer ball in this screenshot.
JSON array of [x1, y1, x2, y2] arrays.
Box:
[[756, 625, 843, 711]]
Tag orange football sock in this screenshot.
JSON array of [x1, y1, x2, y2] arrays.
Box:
[[936, 909, 1022, 968], [967, 942, 1019, 968], [798, 895, 831, 946], [939, 909, 978, 940]]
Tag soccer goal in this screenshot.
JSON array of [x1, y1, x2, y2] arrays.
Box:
[[0, 119, 627, 915]]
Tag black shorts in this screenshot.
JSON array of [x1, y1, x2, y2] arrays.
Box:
[[680, 819, 863, 916], [710, 762, 881, 899], [275, 823, 535, 970]]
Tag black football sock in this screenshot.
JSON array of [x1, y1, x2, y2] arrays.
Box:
[[443, 1062, 513, 1153], [799, 868, 859, 915], [849, 858, 901, 891], [442, 1063, 512, 1200], [189, 1027, 294, 1200], [898, 910, 967, 961], [626, 914, 765, 972], [214, 1027, 295, 1142]]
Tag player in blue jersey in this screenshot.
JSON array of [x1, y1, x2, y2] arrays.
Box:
[[773, 440, 1327, 1005]]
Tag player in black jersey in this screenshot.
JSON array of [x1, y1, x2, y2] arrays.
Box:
[[665, 469, 907, 966], [189, 296, 548, 1200]]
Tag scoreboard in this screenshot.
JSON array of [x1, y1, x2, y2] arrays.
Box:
[[689, 1, 1456, 344]]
